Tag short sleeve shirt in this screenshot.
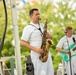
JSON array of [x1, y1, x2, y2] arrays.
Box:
[[21, 22, 44, 48], [56, 35, 76, 49]]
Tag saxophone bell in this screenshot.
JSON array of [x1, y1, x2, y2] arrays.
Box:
[[48, 39, 53, 45]]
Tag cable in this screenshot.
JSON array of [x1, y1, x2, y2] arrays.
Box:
[[0, 0, 8, 54]]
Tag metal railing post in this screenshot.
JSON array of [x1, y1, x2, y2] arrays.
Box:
[[10, 58, 14, 75], [0, 61, 3, 75], [10, 0, 22, 75]]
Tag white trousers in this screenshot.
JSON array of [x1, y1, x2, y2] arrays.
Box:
[[31, 52, 54, 75], [65, 56, 76, 75]]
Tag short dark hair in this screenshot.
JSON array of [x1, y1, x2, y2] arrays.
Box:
[[65, 26, 73, 33], [29, 8, 38, 16]]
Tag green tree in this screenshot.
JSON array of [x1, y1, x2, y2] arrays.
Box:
[[0, 2, 14, 56]]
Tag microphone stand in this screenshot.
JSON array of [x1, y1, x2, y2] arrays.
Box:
[[72, 37, 76, 75], [67, 39, 72, 75]]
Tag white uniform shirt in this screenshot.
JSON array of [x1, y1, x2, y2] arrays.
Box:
[[21, 22, 44, 57], [56, 35, 76, 49]]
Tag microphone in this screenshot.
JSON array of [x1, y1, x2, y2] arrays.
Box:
[[73, 37, 76, 44]]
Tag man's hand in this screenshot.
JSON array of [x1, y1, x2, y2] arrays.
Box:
[[35, 48, 44, 54], [65, 50, 71, 55]]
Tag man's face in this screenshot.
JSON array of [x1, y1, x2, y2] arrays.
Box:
[[30, 10, 40, 22], [67, 29, 73, 37]]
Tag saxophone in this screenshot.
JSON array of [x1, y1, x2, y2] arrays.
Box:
[[39, 19, 53, 62]]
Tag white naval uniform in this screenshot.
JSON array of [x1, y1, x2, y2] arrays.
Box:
[[56, 35, 76, 75], [21, 22, 54, 75]]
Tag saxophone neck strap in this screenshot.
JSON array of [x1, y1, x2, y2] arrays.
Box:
[[29, 24, 43, 35]]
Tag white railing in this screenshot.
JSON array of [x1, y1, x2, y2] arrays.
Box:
[[0, 56, 25, 75], [0, 56, 67, 75]]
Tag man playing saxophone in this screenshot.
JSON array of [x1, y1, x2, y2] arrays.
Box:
[[21, 8, 54, 75]]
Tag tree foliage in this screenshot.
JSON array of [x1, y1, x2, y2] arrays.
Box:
[[0, 2, 14, 56]]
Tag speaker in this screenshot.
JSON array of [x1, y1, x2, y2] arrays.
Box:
[[26, 55, 34, 75]]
